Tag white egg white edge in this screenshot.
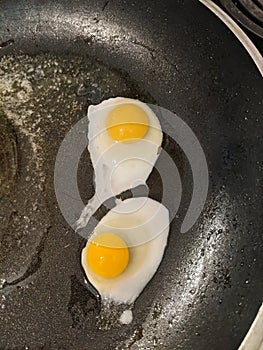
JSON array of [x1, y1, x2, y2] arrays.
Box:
[[81, 197, 170, 305]]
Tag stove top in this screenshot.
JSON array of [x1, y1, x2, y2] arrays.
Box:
[[220, 0, 263, 38], [214, 0, 263, 53]]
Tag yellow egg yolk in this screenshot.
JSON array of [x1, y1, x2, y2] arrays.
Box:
[[106, 104, 149, 142], [87, 233, 129, 278]]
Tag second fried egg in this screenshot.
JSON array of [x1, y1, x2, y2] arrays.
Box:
[[81, 197, 170, 305]]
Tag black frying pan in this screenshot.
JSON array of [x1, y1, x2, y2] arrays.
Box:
[[0, 0, 262, 349]]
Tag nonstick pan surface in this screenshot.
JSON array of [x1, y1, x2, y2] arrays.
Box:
[[0, 0, 262, 349]]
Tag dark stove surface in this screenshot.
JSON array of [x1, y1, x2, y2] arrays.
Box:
[[216, 0, 263, 51]]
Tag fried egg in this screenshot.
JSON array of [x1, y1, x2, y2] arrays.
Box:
[[81, 197, 170, 306], [75, 97, 162, 231]]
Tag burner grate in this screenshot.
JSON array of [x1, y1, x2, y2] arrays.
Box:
[[220, 0, 263, 37]]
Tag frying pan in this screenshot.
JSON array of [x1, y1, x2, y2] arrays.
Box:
[[0, 0, 262, 349]]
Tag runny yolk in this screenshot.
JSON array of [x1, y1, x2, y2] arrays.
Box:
[[87, 233, 129, 278], [106, 104, 149, 142]]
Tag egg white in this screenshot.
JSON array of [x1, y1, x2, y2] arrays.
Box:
[[81, 197, 170, 304], [89, 97, 162, 196], [75, 98, 163, 231]]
